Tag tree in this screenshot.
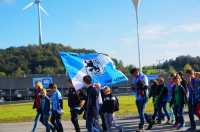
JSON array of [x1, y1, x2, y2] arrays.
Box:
[[0, 72, 6, 77], [168, 66, 176, 74], [13, 67, 25, 77], [42, 67, 55, 75], [183, 64, 192, 72], [0, 43, 97, 76]]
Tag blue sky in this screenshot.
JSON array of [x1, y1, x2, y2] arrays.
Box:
[[1, 0, 200, 66]]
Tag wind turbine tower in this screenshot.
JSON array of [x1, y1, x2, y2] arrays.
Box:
[[23, 0, 48, 45]]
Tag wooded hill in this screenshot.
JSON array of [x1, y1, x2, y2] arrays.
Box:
[[0, 43, 96, 77], [0, 43, 199, 77]]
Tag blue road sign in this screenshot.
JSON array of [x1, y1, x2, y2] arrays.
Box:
[[32, 77, 53, 88]]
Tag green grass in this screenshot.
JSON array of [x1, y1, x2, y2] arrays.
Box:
[[0, 96, 153, 123]]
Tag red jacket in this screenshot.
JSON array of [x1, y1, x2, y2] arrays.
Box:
[[33, 89, 41, 111]]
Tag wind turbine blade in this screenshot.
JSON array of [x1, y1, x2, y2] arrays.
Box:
[[22, 2, 34, 10], [39, 5, 48, 16]]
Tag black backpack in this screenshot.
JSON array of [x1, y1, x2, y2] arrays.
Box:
[[113, 96, 119, 112]]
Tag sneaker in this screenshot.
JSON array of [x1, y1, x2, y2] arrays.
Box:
[[146, 125, 152, 130], [146, 123, 153, 130], [177, 124, 185, 130]]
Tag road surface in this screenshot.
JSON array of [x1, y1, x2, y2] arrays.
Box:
[[0, 115, 199, 132]]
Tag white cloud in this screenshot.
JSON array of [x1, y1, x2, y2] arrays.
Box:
[[159, 40, 200, 49], [141, 25, 170, 39], [172, 23, 200, 33], [141, 23, 200, 39]]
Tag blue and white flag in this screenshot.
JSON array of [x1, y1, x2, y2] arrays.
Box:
[[60, 52, 128, 90]]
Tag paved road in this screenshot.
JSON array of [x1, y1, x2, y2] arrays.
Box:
[[0, 115, 199, 132]]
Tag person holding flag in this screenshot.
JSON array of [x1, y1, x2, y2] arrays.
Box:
[[83, 75, 100, 132], [68, 79, 87, 132]]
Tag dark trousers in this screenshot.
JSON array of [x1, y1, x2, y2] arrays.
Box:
[[99, 105, 107, 131], [152, 102, 162, 122], [50, 111, 63, 132], [161, 101, 170, 120], [100, 112, 107, 131], [174, 105, 184, 126], [70, 109, 80, 132], [40, 114, 52, 132], [136, 99, 147, 129], [86, 111, 100, 132], [188, 101, 196, 128]]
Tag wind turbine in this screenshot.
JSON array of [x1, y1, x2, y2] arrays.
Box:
[[23, 0, 48, 45]]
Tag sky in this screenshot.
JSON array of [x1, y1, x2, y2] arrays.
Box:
[[1, 0, 200, 67]]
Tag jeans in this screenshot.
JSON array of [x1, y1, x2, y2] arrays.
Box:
[[40, 114, 52, 132], [188, 101, 196, 128], [162, 101, 170, 120], [104, 113, 123, 132], [100, 112, 107, 131], [152, 102, 162, 122], [32, 112, 41, 132], [136, 99, 147, 129], [50, 111, 63, 132], [99, 106, 107, 131], [168, 104, 175, 122], [174, 105, 184, 126], [70, 109, 80, 132], [86, 111, 100, 132]]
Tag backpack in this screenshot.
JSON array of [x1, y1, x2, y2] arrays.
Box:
[[113, 96, 119, 112]]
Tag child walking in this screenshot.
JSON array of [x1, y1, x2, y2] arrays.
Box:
[[170, 75, 187, 130], [39, 89, 53, 132], [102, 86, 123, 132]]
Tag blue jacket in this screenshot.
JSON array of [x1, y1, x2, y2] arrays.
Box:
[[188, 78, 200, 104], [51, 90, 63, 112], [132, 73, 149, 100]]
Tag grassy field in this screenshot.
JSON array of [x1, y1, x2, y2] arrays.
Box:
[[0, 96, 153, 123]]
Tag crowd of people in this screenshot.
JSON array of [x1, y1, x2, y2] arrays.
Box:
[[31, 68, 200, 132], [130, 68, 200, 132], [32, 75, 121, 132], [32, 82, 64, 132]]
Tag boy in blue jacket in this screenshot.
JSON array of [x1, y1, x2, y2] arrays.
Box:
[[39, 89, 53, 132], [49, 83, 64, 132]]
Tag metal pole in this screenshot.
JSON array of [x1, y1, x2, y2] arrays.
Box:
[[37, 2, 42, 45], [9, 87, 11, 103], [135, 10, 142, 73]]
